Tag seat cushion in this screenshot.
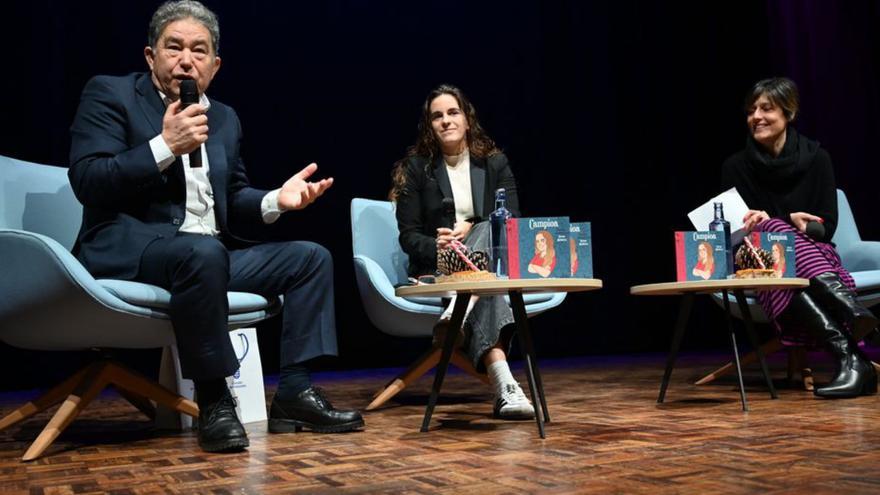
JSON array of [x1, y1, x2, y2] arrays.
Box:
[[853, 270, 880, 309], [402, 292, 557, 308], [402, 295, 445, 307], [98, 279, 275, 313], [853, 270, 880, 294]]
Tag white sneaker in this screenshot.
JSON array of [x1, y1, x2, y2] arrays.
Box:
[[493, 383, 535, 420]]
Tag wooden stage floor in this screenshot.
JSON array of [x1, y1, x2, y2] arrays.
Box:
[[2, 352, 880, 494]]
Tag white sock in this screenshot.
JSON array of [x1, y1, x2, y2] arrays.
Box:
[[487, 360, 517, 393]]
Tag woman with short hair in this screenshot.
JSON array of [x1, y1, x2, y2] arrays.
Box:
[[721, 77, 878, 398]]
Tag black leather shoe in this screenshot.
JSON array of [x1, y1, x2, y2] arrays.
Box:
[[197, 391, 249, 452], [269, 387, 364, 433]]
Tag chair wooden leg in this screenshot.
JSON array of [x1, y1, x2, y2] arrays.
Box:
[[449, 350, 490, 385], [108, 362, 198, 418], [114, 387, 157, 420], [12, 360, 198, 462], [0, 366, 90, 432], [801, 368, 814, 391], [365, 347, 491, 411], [366, 348, 441, 410], [22, 362, 110, 462], [786, 346, 813, 391], [695, 338, 784, 385]]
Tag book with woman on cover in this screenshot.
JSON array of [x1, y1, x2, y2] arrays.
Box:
[[748, 231, 796, 278], [507, 217, 571, 279], [569, 222, 593, 278], [675, 231, 729, 281]]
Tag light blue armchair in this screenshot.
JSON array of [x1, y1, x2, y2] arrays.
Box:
[[350, 198, 566, 409], [0, 155, 281, 460], [700, 189, 880, 387]]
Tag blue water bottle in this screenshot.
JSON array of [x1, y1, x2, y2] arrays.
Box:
[[489, 188, 511, 278], [708, 202, 734, 278]]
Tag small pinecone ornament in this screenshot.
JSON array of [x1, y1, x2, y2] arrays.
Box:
[[469, 251, 490, 271], [437, 244, 490, 275], [735, 243, 773, 270]]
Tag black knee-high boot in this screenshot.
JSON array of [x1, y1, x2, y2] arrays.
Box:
[[808, 272, 879, 341], [778, 291, 877, 398]]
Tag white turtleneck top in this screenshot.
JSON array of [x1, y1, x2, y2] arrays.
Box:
[[443, 149, 474, 223]]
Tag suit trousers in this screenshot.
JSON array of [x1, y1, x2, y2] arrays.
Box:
[[138, 233, 338, 380]]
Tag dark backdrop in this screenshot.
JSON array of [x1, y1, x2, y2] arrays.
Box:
[[1, 1, 878, 390]]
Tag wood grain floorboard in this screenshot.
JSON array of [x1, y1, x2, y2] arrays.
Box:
[[2, 352, 880, 494]]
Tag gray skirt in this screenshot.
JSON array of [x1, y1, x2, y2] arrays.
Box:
[[445, 221, 515, 371]]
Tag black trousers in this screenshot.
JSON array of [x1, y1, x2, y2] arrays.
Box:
[[138, 233, 338, 380]]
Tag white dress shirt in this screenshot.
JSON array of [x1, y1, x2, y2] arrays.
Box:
[[444, 149, 474, 223], [148, 90, 282, 236]]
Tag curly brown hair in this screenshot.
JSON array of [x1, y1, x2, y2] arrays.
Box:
[[389, 84, 501, 201]]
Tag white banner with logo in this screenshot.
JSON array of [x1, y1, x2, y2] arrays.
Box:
[[157, 327, 265, 428], [225, 327, 267, 424]]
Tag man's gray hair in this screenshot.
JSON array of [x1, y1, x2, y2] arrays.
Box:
[[148, 0, 220, 54]]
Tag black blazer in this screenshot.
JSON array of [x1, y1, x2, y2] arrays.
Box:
[[395, 153, 520, 276], [68, 72, 268, 279]]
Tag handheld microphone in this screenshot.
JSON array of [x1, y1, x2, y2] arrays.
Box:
[[441, 198, 456, 229], [179, 79, 202, 168], [805, 220, 826, 241]]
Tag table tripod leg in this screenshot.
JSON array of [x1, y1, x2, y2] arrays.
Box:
[[510, 291, 548, 437], [659, 294, 694, 403], [723, 290, 749, 411], [421, 293, 471, 433], [734, 289, 778, 399]]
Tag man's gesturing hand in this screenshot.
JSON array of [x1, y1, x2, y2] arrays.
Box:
[[161, 100, 209, 156], [278, 163, 334, 211]]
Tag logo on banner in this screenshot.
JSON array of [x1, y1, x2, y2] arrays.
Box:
[[233, 332, 250, 380], [224, 327, 266, 424]]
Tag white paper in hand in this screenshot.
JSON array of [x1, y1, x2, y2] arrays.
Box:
[[687, 187, 749, 245]]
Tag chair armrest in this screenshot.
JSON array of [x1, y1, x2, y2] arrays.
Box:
[[518, 292, 567, 316], [839, 240, 880, 273], [0, 229, 155, 319], [352, 255, 442, 337], [353, 255, 443, 312], [353, 254, 397, 296]]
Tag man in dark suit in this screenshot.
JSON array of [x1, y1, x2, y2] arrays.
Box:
[[68, 0, 363, 453]]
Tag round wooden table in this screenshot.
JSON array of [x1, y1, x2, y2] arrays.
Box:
[[631, 278, 808, 410], [397, 278, 602, 438]]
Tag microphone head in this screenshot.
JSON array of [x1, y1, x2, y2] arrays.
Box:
[[441, 198, 456, 228], [179, 79, 199, 106], [441, 198, 455, 216], [805, 220, 826, 241]]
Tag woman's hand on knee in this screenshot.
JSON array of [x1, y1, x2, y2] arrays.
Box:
[[789, 212, 822, 233], [742, 210, 769, 232], [451, 221, 473, 241]]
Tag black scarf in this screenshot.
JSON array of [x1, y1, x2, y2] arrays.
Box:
[[744, 127, 819, 190]]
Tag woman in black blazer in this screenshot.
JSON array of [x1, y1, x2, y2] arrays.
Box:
[[390, 84, 533, 420]]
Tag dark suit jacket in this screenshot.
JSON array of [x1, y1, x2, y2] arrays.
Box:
[[395, 153, 520, 276], [68, 72, 268, 279]]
